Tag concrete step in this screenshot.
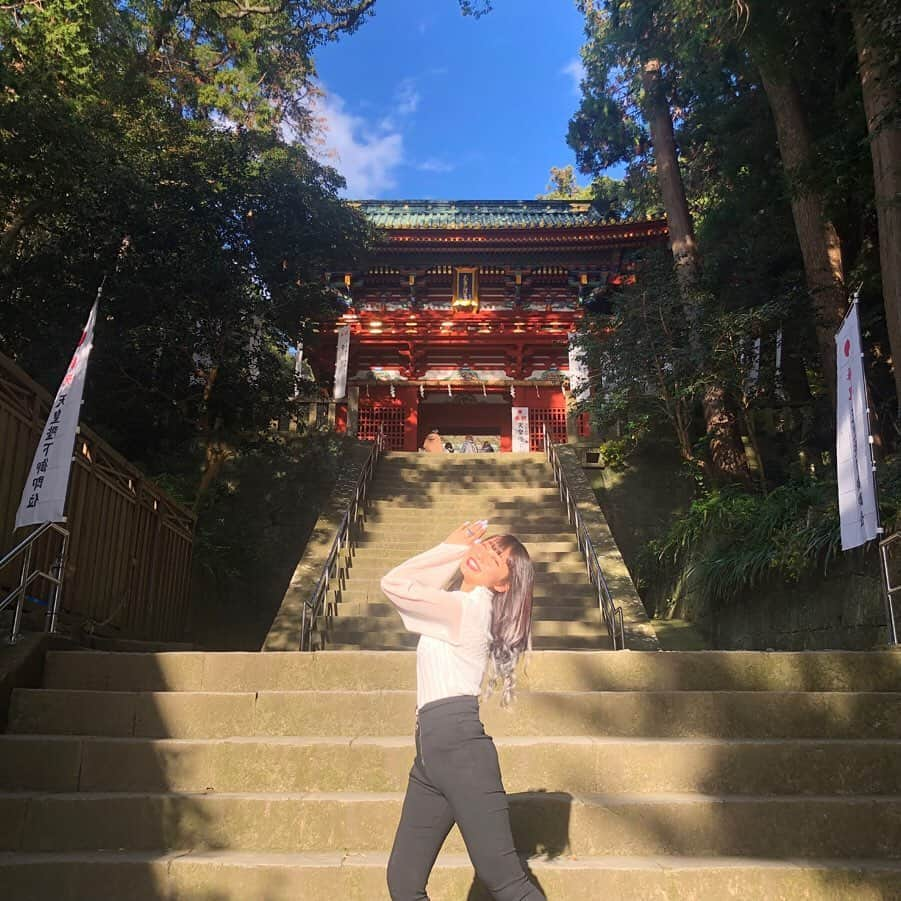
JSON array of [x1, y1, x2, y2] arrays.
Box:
[[374, 471, 554, 483], [4, 734, 899, 796], [344, 559, 593, 577], [367, 486, 560, 499], [356, 520, 575, 535], [330, 589, 597, 609], [322, 633, 613, 651], [1, 851, 899, 900], [2, 790, 899, 858], [336, 572, 595, 591], [325, 602, 599, 621], [350, 540, 582, 556], [378, 456, 549, 466], [11, 688, 901, 739], [322, 618, 608, 640], [40, 650, 901, 693], [367, 496, 565, 510], [358, 509, 571, 521]]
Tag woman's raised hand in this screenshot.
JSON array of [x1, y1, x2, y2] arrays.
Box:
[[445, 520, 489, 546]]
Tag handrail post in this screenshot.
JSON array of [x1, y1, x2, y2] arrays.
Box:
[[46, 529, 69, 634], [8, 542, 33, 644]]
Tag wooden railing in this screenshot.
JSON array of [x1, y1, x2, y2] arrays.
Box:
[[0, 353, 195, 642]]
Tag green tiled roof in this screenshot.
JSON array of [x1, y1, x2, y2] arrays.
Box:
[[353, 200, 604, 230]]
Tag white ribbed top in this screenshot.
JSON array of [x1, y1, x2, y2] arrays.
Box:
[[415, 588, 492, 708], [379, 543, 494, 709]]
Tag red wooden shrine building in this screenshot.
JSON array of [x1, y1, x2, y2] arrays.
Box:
[[313, 201, 667, 452]]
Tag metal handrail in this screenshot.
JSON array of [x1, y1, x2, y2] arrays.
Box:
[[299, 430, 385, 650], [878, 532, 900, 646], [0, 521, 70, 644], [542, 424, 625, 650]]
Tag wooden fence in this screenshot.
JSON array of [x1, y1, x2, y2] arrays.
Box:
[[0, 353, 195, 642]]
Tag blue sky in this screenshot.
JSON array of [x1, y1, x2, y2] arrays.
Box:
[[312, 0, 588, 200]]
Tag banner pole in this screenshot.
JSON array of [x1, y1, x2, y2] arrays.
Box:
[[843, 285, 897, 644]]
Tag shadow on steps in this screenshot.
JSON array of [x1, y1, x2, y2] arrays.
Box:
[[465, 790, 571, 900]]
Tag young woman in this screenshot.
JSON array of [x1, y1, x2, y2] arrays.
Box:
[[381, 519, 545, 901]]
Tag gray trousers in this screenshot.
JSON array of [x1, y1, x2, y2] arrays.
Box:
[[387, 695, 546, 901]]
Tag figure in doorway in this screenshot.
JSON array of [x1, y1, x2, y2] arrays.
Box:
[[444, 442, 456, 454], [422, 430, 444, 453], [460, 435, 479, 454], [480, 441, 495, 453]]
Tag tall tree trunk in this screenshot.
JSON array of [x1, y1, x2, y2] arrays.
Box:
[[852, 2, 901, 416], [641, 58, 751, 481], [757, 63, 847, 405]]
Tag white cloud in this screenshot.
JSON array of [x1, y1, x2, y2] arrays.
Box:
[[309, 89, 404, 199], [417, 158, 457, 173], [395, 79, 421, 116], [562, 58, 586, 95], [379, 78, 422, 131]]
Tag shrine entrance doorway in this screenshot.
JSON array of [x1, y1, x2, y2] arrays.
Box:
[[418, 392, 512, 452]]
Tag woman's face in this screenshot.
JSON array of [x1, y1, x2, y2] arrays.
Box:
[[460, 537, 512, 592]]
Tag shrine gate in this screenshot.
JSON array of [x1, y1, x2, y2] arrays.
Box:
[[311, 200, 667, 451]]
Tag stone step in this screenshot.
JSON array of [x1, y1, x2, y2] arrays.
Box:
[[322, 633, 613, 651], [374, 471, 554, 483], [351, 535, 580, 553], [330, 589, 597, 609], [325, 602, 599, 621], [344, 559, 593, 577], [1, 850, 899, 900], [337, 572, 595, 591], [367, 486, 560, 499], [322, 618, 608, 640], [40, 650, 901, 693], [351, 540, 582, 554], [359, 502, 575, 528], [356, 524, 577, 536], [359, 508, 570, 520], [3, 734, 899, 796], [11, 688, 901, 739], [380, 451, 546, 464], [3, 790, 899, 858]]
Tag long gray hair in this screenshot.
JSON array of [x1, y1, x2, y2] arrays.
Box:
[[448, 535, 535, 707], [484, 535, 534, 707], [449, 534, 535, 707]]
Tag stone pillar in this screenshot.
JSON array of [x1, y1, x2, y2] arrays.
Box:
[[347, 386, 360, 437]]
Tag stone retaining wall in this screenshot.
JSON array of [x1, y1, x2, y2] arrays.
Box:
[[556, 446, 659, 650]]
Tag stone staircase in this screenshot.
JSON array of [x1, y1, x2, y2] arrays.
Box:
[[318, 451, 615, 651], [1, 648, 900, 898]]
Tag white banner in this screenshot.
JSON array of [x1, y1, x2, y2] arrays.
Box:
[[16, 300, 99, 529], [511, 406, 530, 452], [292, 341, 304, 396], [333, 325, 350, 400], [836, 303, 879, 550], [568, 333, 590, 402]]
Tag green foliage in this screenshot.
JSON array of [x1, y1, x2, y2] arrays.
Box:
[[654, 479, 840, 600], [192, 430, 344, 589], [0, 0, 374, 482], [537, 165, 594, 200], [650, 455, 901, 611], [187, 429, 353, 647], [580, 249, 703, 461]]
